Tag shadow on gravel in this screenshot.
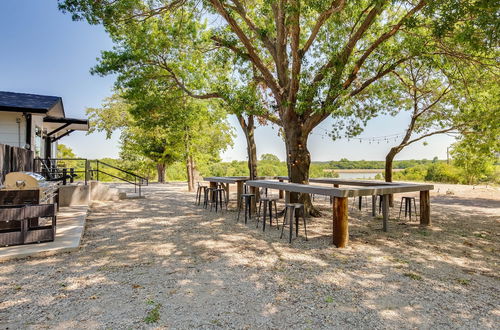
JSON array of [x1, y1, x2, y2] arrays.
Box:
[[0, 182, 498, 328]]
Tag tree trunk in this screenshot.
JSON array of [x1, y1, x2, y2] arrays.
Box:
[[186, 154, 195, 192], [157, 163, 166, 183], [184, 128, 195, 192], [283, 115, 320, 216], [237, 114, 258, 179], [385, 147, 398, 206]]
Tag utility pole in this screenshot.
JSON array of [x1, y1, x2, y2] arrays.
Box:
[[447, 146, 450, 164]]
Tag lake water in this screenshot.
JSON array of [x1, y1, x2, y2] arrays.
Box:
[[336, 171, 382, 179]]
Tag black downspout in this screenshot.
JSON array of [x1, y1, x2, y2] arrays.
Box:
[[24, 113, 32, 150], [45, 137, 52, 159]]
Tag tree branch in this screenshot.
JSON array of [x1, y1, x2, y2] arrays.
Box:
[[342, 0, 426, 90], [301, 0, 345, 56], [209, 0, 281, 98]]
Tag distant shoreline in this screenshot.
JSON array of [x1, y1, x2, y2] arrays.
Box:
[[324, 169, 404, 173]]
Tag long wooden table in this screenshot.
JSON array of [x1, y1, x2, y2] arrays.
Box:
[[203, 176, 282, 208], [245, 179, 433, 248]]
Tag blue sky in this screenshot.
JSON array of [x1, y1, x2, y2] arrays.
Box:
[[0, 0, 455, 162]]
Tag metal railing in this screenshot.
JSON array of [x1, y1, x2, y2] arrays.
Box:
[[34, 158, 149, 196]]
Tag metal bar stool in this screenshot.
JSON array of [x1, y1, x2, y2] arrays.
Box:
[[280, 203, 307, 243], [398, 196, 419, 221], [236, 193, 255, 224], [210, 188, 228, 213], [196, 182, 208, 205], [352, 196, 369, 210], [256, 188, 278, 231], [204, 185, 220, 209]]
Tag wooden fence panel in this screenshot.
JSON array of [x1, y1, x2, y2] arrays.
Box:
[[0, 144, 11, 184], [11, 147, 34, 172]]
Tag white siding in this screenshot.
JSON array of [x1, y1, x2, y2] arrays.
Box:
[[0, 112, 26, 147]]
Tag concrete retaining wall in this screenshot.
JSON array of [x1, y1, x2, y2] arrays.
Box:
[[58, 181, 120, 207]]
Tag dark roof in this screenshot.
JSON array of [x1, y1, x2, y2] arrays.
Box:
[[0, 91, 64, 116]]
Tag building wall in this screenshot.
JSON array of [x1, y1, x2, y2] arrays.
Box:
[[0, 112, 26, 148], [32, 114, 45, 158]]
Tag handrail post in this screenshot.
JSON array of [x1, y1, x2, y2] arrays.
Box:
[[96, 161, 99, 182], [62, 168, 67, 185], [85, 160, 89, 185]]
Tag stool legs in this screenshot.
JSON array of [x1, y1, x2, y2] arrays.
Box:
[[280, 206, 307, 243], [398, 197, 419, 221], [237, 195, 254, 223]]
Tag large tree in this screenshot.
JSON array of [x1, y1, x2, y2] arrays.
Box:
[[60, 0, 498, 213]]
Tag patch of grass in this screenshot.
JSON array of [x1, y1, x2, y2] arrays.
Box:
[[13, 285, 22, 291], [144, 302, 161, 324], [417, 230, 430, 237], [324, 296, 334, 303], [403, 272, 423, 281], [210, 319, 222, 326], [393, 257, 410, 264], [456, 278, 471, 286]]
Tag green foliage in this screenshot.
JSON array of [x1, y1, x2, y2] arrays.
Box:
[[260, 153, 280, 162], [57, 144, 76, 158], [452, 137, 498, 185], [424, 163, 461, 183]]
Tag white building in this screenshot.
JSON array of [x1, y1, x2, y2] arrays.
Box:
[[0, 91, 89, 159]]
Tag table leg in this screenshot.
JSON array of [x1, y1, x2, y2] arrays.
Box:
[[332, 197, 348, 248], [279, 179, 284, 199], [250, 186, 258, 214], [371, 195, 376, 216], [382, 194, 389, 232], [237, 181, 243, 209], [420, 190, 431, 226], [209, 181, 217, 204], [224, 183, 230, 203]]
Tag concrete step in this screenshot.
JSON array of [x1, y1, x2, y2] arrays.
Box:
[[122, 192, 146, 200]]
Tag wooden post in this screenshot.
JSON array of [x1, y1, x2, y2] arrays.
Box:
[[332, 197, 348, 248], [279, 179, 284, 199], [250, 186, 258, 214], [382, 194, 389, 232], [236, 181, 243, 208], [223, 183, 230, 202], [420, 190, 431, 226], [209, 181, 217, 204], [372, 195, 377, 217]]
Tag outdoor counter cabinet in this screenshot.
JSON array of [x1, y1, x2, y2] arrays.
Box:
[[245, 179, 434, 248]]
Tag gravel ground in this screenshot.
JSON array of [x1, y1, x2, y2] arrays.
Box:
[[0, 182, 498, 329]]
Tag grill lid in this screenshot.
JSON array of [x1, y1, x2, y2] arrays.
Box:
[[3, 172, 48, 190]]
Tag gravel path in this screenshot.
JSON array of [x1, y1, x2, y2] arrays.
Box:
[[0, 182, 499, 329]]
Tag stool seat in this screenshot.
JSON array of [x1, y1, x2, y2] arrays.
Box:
[[285, 203, 303, 208]]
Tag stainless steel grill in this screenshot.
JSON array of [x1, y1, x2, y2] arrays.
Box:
[[2, 172, 59, 204]]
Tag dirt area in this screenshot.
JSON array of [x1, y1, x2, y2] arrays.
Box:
[[0, 182, 498, 329]]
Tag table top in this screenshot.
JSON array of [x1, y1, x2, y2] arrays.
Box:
[[203, 176, 285, 184], [245, 180, 434, 198], [310, 178, 402, 186]]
